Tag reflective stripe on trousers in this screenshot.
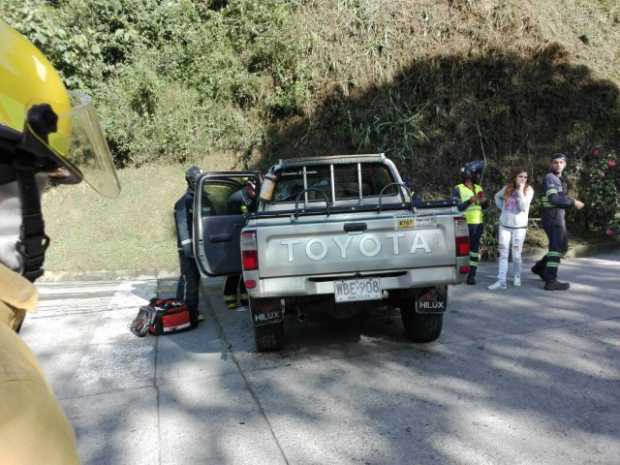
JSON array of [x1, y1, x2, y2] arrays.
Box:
[[534, 213, 568, 282], [467, 223, 484, 274]]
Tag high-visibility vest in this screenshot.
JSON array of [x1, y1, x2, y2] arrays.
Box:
[[456, 183, 484, 224]]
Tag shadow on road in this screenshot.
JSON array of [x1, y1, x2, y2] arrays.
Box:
[[25, 264, 620, 463], [144, 255, 620, 464]]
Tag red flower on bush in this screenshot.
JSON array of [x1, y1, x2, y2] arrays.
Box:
[[607, 228, 614, 236], [592, 148, 601, 156], [608, 159, 617, 169]]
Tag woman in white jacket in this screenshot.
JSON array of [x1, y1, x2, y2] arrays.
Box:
[[488, 168, 535, 290]]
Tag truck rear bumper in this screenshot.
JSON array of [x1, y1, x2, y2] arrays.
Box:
[[247, 266, 466, 299]]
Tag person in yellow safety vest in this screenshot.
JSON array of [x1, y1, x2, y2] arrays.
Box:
[[452, 160, 488, 285], [0, 20, 120, 464]]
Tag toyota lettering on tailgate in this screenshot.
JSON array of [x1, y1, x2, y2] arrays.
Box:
[[279, 233, 431, 262]]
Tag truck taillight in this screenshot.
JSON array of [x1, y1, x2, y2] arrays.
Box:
[[454, 217, 470, 257], [456, 236, 470, 256], [241, 231, 258, 270]]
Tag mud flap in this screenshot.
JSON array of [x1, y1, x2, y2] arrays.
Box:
[[414, 286, 448, 314], [250, 298, 284, 326], [250, 297, 285, 352]]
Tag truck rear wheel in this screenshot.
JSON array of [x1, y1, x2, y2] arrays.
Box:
[[399, 295, 443, 343]]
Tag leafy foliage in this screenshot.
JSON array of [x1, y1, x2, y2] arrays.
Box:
[[5, 0, 307, 164], [580, 148, 619, 233], [5, 0, 620, 245]]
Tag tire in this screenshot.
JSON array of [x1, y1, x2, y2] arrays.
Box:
[[253, 322, 284, 352], [400, 296, 443, 343]]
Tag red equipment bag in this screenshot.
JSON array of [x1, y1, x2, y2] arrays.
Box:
[[130, 298, 197, 337], [148, 298, 196, 335]]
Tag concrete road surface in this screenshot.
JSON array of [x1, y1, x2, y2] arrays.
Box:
[[22, 254, 620, 465]]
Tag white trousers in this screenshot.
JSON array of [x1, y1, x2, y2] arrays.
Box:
[[497, 225, 527, 282]]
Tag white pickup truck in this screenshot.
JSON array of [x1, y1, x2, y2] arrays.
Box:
[[193, 154, 470, 351]]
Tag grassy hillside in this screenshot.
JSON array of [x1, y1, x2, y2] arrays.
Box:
[[5, 0, 618, 272], [42, 155, 236, 274], [263, 1, 620, 183]]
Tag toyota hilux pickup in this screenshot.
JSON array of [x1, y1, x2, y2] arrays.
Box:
[[193, 154, 470, 351]]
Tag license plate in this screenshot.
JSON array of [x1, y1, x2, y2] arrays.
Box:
[[334, 278, 382, 303], [395, 216, 415, 230]]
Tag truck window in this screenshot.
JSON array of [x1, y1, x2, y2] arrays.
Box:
[[333, 162, 395, 199], [201, 181, 241, 215], [271, 162, 396, 203], [360, 163, 395, 197], [273, 165, 331, 202], [333, 164, 359, 199]]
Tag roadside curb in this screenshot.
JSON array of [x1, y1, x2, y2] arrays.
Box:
[[520, 239, 620, 262], [564, 240, 620, 259], [38, 269, 178, 282]]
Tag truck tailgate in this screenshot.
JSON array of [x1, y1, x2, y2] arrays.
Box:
[[254, 212, 456, 278]]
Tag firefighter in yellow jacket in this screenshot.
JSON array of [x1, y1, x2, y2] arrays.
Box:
[[0, 20, 120, 464], [452, 160, 488, 285]]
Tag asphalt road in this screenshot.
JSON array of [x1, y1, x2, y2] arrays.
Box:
[[22, 253, 620, 465]]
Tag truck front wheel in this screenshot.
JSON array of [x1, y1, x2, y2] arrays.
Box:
[[399, 295, 443, 343]]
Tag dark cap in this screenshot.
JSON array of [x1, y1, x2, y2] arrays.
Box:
[[550, 153, 567, 162]]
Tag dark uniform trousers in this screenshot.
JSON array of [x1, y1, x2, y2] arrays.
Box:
[[174, 191, 200, 319], [533, 210, 568, 283], [467, 223, 483, 275], [176, 252, 200, 314]]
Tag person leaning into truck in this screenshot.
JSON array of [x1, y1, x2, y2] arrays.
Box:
[[173, 166, 203, 322], [222, 179, 258, 310], [452, 160, 488, 285], [0, 19, 122, 464], [531, 153, 585, 291]]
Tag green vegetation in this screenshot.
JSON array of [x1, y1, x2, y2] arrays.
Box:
[[5, 0, 619, 272], [42, 165, 184, 274], [41, 156, 235, 274]]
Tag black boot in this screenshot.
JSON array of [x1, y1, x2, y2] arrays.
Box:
[[466, 271, 476, 285], [544, 280, 570, 291], [531, 264, 545, 281]]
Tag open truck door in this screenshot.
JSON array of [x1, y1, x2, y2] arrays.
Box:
[[192, 171, 260, 277]]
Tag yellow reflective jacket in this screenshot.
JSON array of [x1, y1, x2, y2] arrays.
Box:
[[0, 264, 80, 465], [455, 183, 484, 224]]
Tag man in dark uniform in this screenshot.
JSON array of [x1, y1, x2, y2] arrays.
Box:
[[174, 166, 203, 321], [223, 179, 257, 310], [453, 160, 488, 285], [531, 153, 585, 290]]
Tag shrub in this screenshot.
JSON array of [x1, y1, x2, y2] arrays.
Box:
[[580, 147, 620, 233], [4, 0, 306, 166]]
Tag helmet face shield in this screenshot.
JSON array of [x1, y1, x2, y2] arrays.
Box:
[[27, 92, 121, 198]]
